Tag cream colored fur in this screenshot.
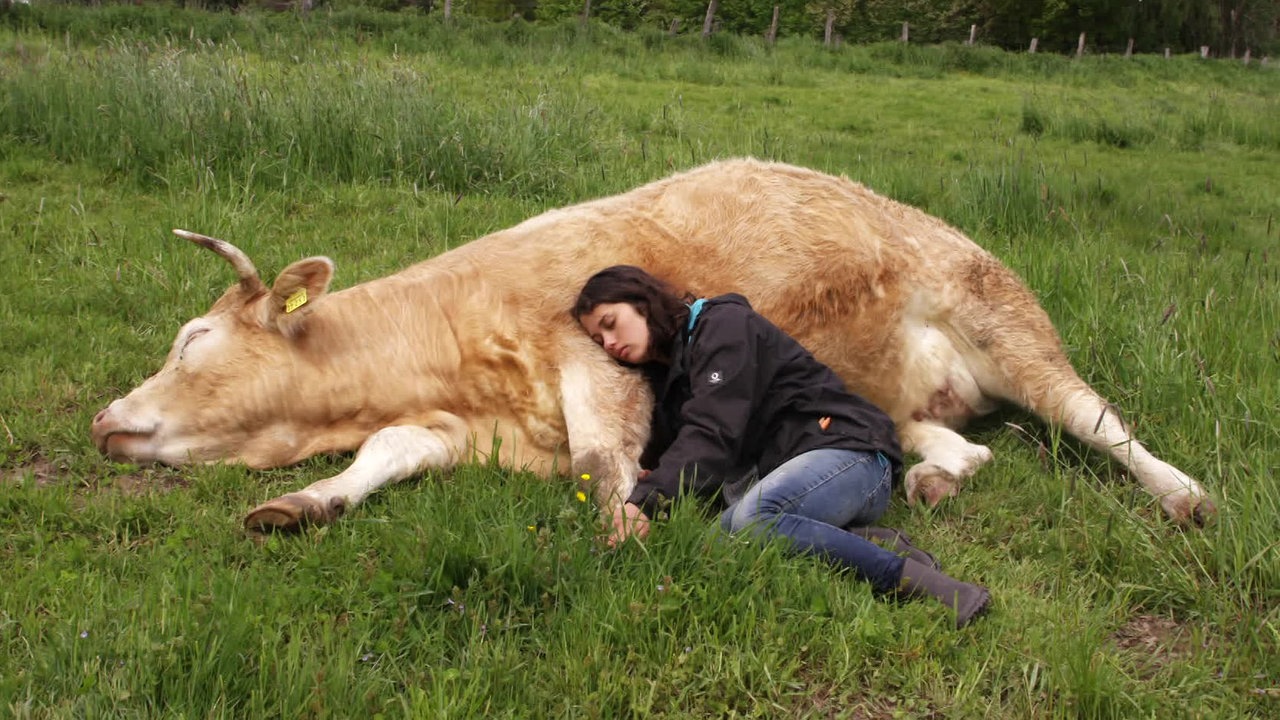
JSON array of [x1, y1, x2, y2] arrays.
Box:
[[90, 159, 1212, 528]]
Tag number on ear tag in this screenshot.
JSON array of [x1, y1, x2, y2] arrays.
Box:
[[285, 288, 308, 314]]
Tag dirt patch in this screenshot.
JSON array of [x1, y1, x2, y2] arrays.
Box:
[[1112, 613, 1201, 678], [1, 453, 189, 495], [1, 455, 61, 487], [104, 468, 191, 495]]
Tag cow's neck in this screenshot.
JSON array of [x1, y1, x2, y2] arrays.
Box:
[[275, 269, 465, 437]]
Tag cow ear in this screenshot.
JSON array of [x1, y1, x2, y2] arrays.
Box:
[[263, 256, 335, 337]]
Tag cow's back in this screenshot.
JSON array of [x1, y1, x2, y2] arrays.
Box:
[[425, 158, 991, 417]]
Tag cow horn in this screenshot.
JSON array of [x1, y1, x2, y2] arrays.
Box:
[[173, 229, 265, 293]]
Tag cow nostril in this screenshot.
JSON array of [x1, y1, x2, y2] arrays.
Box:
[[93, 409, 107, 425]]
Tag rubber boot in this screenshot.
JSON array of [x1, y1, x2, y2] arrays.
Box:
[[897, 558, 990, 629], [847, 526, 940, 570]]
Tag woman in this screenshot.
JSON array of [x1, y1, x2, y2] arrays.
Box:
[[572, 265, 989, 628]]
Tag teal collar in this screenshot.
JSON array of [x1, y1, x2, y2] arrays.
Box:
[[685, 299, 706, 342]]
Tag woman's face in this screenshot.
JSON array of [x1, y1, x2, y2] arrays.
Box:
[[579, 302, 651, 364]]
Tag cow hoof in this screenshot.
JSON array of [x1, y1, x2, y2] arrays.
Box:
[[1192, 497, 1218, 526], [245, 493, 346, 534], [905, 464, 961, 507], [1163, 492, 1217, 528]]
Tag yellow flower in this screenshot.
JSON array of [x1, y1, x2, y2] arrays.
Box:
[[527, 525, 536, 532], [580, 473, 591, 481], [575, 491, 587, 503]]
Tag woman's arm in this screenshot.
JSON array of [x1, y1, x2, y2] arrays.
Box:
[[629, 307, 769, 516]]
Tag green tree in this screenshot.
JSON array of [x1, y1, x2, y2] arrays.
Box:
[[468, 0, 537, 20], [803, 0, 978, 44], [969, 0, 1278, 54], [1222, 0, 1280, 55], [539, 0, 654, 29]]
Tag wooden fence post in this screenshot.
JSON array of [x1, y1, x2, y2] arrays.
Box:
[[824, 9, 834, 47], [767, 5, 780, 46], [1164, 47, 1171, 59], [1125, 38, 1134, 58], [1229, 9, 1238, 57], [668, 18, 679, 36], [900, 21, 909, 43], [1199, 45, 1210, 59], [1029, 38, 1038, 54], [702, 0, 718, 39], [443, 0, 452, 22], [967, 24, 976, 46], [1076, 32, 1085, 58], [581, 0, 591, 26]]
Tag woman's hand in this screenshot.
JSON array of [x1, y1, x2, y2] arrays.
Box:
[[608, 502, 650, 547]]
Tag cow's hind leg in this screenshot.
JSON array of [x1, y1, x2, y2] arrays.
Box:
[[1043, 383, 1214, 525], [557, 340, 652, 521], [899, 421, 995, 507], [956, 257, 1213, 524], [245, 415, 466, 533]]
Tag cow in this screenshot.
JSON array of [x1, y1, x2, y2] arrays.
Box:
[[90, 158, 1214, 532]]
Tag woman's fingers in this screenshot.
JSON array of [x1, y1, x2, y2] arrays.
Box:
[[607, 503, 651, 547]]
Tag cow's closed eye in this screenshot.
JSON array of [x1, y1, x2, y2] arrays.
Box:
[[179, 328, 210, 359]]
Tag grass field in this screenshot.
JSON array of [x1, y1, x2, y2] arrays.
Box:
[[2, 7, 1278, 718]]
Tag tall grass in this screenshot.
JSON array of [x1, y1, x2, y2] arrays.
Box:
[[1, 6, 1277, 718], [0, 38, 607, 198]]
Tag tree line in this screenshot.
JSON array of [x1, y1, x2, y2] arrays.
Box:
[[389, 0, 1279, 55], [27, 0, 1280, 55]]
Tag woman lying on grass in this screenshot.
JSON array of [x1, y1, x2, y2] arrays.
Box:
[[572, 265, 990, 628]]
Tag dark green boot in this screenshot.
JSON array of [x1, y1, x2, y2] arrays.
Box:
[[897, 558, 990, 629], [847, 526, 940, 570]]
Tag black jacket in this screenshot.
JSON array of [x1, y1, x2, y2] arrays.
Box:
[[628, 294, 903, 517]]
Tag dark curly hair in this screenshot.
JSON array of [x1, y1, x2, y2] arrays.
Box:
[[571, 265, 695, 364]]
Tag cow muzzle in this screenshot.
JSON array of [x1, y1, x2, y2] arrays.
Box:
[[91, 404, 159, 463]]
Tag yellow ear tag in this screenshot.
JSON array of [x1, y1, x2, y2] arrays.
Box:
[[284, 288, 308, 314]]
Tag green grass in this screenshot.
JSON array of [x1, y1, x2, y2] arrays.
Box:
[[2, 7, 1278, 718]]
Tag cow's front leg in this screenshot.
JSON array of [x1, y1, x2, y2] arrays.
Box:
[[245, 417, 464, 533], [557, 345, 652, 525], [897, 420, 994, 507]]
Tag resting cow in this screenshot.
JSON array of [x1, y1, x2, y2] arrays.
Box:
[[90, 159, 1214, 530]]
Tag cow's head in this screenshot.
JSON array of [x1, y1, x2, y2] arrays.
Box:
[[91, 230, 336, 468]]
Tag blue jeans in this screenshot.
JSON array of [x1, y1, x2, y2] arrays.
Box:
[[720, 448, 905, 594]]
